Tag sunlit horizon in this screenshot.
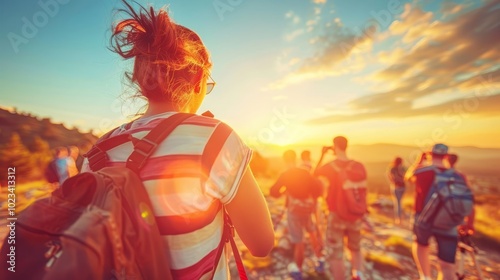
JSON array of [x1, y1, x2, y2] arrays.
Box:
[[1, 0, 499, 150]]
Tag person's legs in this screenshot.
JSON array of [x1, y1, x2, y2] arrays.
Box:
[[413, 242, 431, 279], [287, 212, 305, 273], [413, 225, 433, 279], [326, 213, 346, 280], [350, 250, 363, 279], [294, 242, 305, 270], [346, 219, 363, 279], [305, 215, 322, 258], [435, 234, 458, 280], [308, 230, 323, 257], [438, 260, 456, 280], [306, 217, 325, 273], [394, 187, 405, 224], [314, 202, 325, 249]]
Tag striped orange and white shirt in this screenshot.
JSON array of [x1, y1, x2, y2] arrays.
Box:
[[82, 112, 252, 279]]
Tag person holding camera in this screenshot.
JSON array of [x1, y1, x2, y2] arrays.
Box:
[[314, 136, 368, 280], [405, 144, 473, 280]]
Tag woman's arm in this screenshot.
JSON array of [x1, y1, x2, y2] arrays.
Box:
[[226, 167, 275, 257]]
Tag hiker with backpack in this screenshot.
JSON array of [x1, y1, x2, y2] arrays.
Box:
[[447, 154, 475, 238], [387, 157, 407, 225], [85, 2, 275, 278], [270, 150, 325, 279], [299, 150, 326, 255], [405, 144, 474, 280], [314, 136, 368, 280], [446, 153, 478, 279], [1, 2, 274, 279], [44, 146, 71, 186]]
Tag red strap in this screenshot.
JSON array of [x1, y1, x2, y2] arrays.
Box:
[[230, 238, 247, 280], [210, 208, 247, 280]]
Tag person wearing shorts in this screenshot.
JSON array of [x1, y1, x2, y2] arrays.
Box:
[[406, 144, 461, 280], [270, 150, 324, 279], [314, 136, 367, 280], [325, 212, 362, 260]]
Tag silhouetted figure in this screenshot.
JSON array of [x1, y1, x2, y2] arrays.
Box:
[[387, 157, 407, 225], [68, 145, 84, 172], [445, 153, 477, 279], [49, 146, 70, 185], [299, 149, 326, 254], [405, 144, 467, 280], [66, 146, 79, 178], [299, 150, 312, 171], [270, 150, 324, 279], [315, 136, 368, 280]]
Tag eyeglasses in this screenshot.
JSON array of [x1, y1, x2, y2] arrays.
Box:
[[206, 73, 216, 95]]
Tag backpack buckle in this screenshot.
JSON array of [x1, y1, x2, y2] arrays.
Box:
[[134, 138, 159, 157], [126, 138, 159, 172], [85, 146, 108, 171]]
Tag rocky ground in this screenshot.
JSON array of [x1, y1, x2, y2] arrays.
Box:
[[229, 196, 500, 280], [1, 183, 499, 279]]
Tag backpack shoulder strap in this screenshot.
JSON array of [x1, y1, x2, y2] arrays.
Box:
[[204, 122, 248, 280], [329, 161, 340, 172], [330, 159, 354, 172], [86, 113, 193, 172], [211, 207, 247, 280], [126, 113, 194, 173]]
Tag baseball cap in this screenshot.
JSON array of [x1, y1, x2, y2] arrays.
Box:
[[431, 143, 448, 156]]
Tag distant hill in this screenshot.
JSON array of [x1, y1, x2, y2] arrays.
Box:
[[0, 108, 97, 150], [253, 142, 500, 177], [0, 108, 98, 183], [253, 142, 500, 195]]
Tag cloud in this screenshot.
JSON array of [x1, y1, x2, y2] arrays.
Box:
[[298, 24, 376, 74], [308, 1, 500, 124], [285, 11, 301, 24], [308, 92, 500, 124], [440, 1, 464, 15], [284, 28, 305, 41], [265, 18, 377, 90]]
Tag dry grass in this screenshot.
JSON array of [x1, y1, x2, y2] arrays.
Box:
[[384, 235, 413, 258], [365, 251, 404, 272], [472, 195, 500, 247]]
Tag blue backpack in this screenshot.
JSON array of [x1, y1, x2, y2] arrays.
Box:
[[416, 167, 474, 231]]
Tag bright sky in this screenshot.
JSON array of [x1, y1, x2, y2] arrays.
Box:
[[1, 0, 499, 152]]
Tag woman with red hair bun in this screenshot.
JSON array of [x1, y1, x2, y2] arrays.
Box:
[[83, 1, 274, 279]]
